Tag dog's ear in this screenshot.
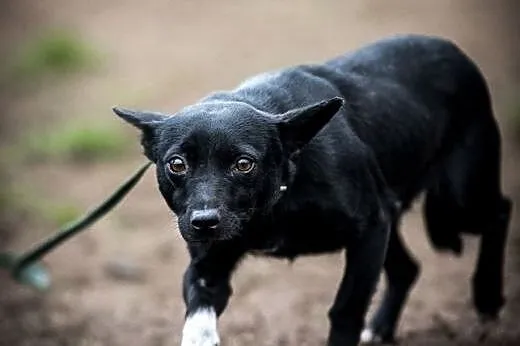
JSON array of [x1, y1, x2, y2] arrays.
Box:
[[277, 97, 344, 153], [113, 106, 165, 129], [113, 106, 167, 161]]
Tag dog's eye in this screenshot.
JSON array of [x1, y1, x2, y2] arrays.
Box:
[[233, 157, 255, 173], [167, 156, 188, 174]]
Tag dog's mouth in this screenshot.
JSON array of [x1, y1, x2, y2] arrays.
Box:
[[184, 237, 217, 248], [179, 222, 242, 244], [181, 231, 239, 245]]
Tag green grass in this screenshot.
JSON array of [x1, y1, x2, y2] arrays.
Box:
[[9, 30, 99, 79], [22, 122, 130, 163], [0, 182, 81, 228], [37, 202, 82, 227]]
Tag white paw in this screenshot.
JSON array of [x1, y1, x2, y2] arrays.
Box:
[[181, 308, 220, 346], [360, 328, 382, 344]]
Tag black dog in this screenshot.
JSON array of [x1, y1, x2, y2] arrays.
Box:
[[114, 34, 512, 346]]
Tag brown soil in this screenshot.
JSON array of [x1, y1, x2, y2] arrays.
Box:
[[1, 1, 519, 345]]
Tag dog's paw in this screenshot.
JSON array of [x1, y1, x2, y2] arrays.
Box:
[[181, 308, 220, 346], [360, 328, 383, 344], [360, 327, 396, 344]]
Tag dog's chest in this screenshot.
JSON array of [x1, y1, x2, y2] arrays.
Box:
[[248, 206, 352, 258]]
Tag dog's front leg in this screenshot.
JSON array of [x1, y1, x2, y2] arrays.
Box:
[[327, 213, 390, 346], [181, 245, 244, 346]]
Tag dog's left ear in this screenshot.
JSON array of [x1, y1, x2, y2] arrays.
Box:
[[277, 97, 344, 153], [113, 107, 167, 161]]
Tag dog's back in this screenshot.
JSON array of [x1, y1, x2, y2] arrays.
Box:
[[203, 34, 498, 209]]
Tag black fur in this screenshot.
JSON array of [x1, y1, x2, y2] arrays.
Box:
[[114, 34, 512, 345]]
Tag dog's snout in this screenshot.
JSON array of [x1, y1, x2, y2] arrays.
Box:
[[190, 209, 220, 230]]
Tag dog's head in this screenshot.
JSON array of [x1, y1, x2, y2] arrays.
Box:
[[114, 97, 342, 244]]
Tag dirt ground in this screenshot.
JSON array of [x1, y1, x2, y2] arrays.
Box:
[[1, 1, 520, 345]]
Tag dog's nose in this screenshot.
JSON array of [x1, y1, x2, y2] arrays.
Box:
[[190, 209, 220, 230]]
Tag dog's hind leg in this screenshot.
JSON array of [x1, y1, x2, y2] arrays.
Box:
[[472, 196, 511, 320], [361, 220, 420, 344], [424, 114, 512, 321]]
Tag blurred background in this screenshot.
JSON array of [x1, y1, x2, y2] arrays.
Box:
[[0, 1, 519, 345]]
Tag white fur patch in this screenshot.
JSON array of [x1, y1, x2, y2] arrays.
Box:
[[360, 328, 382, 344], [181, 308, 220, 346]]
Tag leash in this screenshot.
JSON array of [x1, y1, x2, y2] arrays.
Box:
[[0, 161, 152, 291]]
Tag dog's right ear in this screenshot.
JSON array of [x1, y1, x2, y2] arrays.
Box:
[[113, 107, 166, 162], [113, 107, 166, 130]]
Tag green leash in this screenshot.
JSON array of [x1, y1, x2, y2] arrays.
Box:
[[0, 161, 152, 291]]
